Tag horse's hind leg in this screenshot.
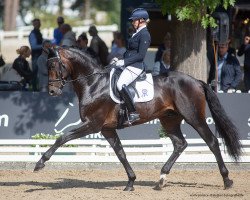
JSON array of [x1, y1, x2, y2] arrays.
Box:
[[155, 116, 187, 190], [34, 130, 84, 172], [189, 120, 233, 189], [102, 129, 136, 191], [176, 93, 233, 188]]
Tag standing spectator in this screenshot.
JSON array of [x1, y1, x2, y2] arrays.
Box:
[[107, 31, 126, 62], [12, 46, 33, 91], [37, 40, 52, 92], [77, 33, 99, 63], [152, 50, 171, 76], [155, 32, 171, 63], [29, 18, 43, 91], [60, 24, 77, 47], [237, 35, 250, 92], [88, 25, 109, 66], [217, 42, 241, 92], [53, 16, 64, 45]]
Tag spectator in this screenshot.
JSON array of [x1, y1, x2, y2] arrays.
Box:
[[77, 33, 99, 62], [155, 32, 171, 63], [107, 31, 126, 62], [110, 31, 119, 53], [37, 40, 52, 92], [53, 16, 64, 45], [12, 46, 33, 91], [88, 25, 109, 66], [152, 50, 171, 76], [217, 42, 241, 92], [29, 18, 43, 91], [60, 24, 77, 47], [237, 35, 250, 92]]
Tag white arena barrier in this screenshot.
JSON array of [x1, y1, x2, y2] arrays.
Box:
[[0, 138, 249, 163]]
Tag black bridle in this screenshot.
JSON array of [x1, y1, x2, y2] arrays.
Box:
[[48, 48, 112, 87]]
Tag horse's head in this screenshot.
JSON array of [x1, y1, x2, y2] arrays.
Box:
[[47, 46, 103, 96], [47, 47, 71, 96]]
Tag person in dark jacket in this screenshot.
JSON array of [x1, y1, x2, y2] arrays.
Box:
[[237, 35, 250, 92], [154, 32, 171, 63], [77, 32, 100, 63], [152, 49, 171, 76], [115, 8, 151, 124], [88, 25, 109, 66], [216, 43, 242, 92], [12, 46, 33, 90], [29, 18, 43, 91]]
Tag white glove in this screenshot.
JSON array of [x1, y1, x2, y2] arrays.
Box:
[[116, 59, 124, 67], [227, 88, 235, 93], [110, 57, 118, 65]]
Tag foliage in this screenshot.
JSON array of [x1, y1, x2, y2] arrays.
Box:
[[71, 0, 121, 25], [31, 133, 61, 140], [158, 126, 168, 138], [31, 133, 77, 147], [155, 0, 236, 28]]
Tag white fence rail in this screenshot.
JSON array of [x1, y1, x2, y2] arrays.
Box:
[[0, 139, 249, 163], [0, 24, 118, 41]]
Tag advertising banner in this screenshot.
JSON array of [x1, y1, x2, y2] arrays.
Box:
[[0, 91, 250, 140]]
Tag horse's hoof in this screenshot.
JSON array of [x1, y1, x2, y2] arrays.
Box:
[[153, 184, 162, 191], [154, 177, 166, 190], [224, 179, 233, 189], [123, 186, 135, 191], [33, 162, 45, 172]]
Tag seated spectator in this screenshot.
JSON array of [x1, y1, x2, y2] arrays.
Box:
[[107, 31, 126, 62], [77, 33, 99, 63], [60, 24, 77, 47], [237, 35, 250, 92], [217, 42, 241, 92], [155, 32, 171, 63], [88, 25, 109, 66], [152, 50, 171, 76], [12, 46, 33, 90], [37, 40, 52, 92]]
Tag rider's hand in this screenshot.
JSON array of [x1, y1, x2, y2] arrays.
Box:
[[110, 57, 118, 65], [116, 59, 124, 67]]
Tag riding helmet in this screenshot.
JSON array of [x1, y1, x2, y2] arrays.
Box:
[[129, 8, 149, 21]]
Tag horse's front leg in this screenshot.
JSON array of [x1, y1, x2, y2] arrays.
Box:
[[102, 129, 136, 191], [34, 121, 92, 172]]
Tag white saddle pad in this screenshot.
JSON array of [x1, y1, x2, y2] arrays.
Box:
[[109, 68, 154, 104]]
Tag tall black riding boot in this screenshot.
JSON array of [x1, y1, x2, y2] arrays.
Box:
[[120, 84, 140, 124]]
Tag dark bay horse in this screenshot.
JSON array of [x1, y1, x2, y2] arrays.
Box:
[[34, 47, 242, 191]]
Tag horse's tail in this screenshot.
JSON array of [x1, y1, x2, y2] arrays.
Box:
[[199, 80, 242, 161]]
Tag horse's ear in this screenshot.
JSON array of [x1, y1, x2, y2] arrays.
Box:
[[47, 47, 57, 59]]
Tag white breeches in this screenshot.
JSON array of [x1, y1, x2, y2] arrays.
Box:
[[117, 66, 143, 91]]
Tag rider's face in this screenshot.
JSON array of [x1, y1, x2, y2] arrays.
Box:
[[132, 19, 139, 29]]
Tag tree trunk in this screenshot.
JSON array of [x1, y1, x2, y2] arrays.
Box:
[[171, 18, 207, 81], [84, 0, 91, 19], [58, 0, 63, 16], [3, 0, 19, 31]]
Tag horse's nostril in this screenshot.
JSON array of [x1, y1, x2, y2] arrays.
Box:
[[49, 90, 54, 95]]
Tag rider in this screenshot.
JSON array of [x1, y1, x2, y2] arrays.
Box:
[[116, 8, 151, 124]]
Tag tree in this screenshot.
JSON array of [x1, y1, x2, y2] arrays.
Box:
[[155, 0, 235, 81], [71, 0, 120, 25], [3, 0, 20, 31]]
